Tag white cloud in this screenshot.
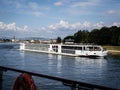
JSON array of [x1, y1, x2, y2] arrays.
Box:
[[107, 10, 116, 15], [112, 22, 120, 27], [27, 2, 43, 17], [42, 20, 120, 33], [0, 22, 5, 30], [93, 21, 105, 28], [16, 2, 22, 8], [6, 22, 16, 30], [48, 20, 71, 30], [27, 1, 48, 17], [0, 21, 28, 31], [32, 11, 43, 17], [38, 20, 97, 38], [66, 0, 102, 16], [54, 2, 63, 6], [23, 25, 28, 31], [72, 0, 100, 7], [45, 20, 92, 31], [83, 21, 91, 28], [1, 20, 120, 38], [28, 2, 40, 10], [38, 20, 120, 38], [48, 24, 57, 30], [59, 20, 69, 28], [10, 1, 43, 17]]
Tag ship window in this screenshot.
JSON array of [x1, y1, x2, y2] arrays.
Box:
[[52, 46, 58, 48], [87, 46, 101, 51], [62, 46, 71, 49], [62, 46, 82, 50], [76, 47, 82, 50], [87, 47, 93, 51], [94, 47, 101, 51], [83, 47, 85, 50]]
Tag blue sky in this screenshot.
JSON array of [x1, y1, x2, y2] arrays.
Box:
[[0, 0, 120, 39]]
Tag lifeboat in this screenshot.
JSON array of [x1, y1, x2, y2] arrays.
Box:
[[13, 73, 36, 90]]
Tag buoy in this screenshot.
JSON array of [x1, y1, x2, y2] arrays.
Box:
[[13, 73, 36, 90]]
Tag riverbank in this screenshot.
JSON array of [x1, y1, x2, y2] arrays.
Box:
[[103, 46, 120, 55]]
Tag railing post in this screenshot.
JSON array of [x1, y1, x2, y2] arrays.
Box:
[[71, 87, 76, 90], [0, 68, 3, 90], [0, 67, 7, 90], [71, 83, 76, 90]]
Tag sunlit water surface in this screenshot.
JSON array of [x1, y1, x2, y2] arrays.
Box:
[[0, 43, 120, 90]]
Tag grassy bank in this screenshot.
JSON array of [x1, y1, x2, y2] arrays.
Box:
[[103, 46, 120, 55], [103, 46, 120, 51]]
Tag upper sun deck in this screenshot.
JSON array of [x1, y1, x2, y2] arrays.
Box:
[[50, 43, 101, 47], [50, 43, 103, 51]]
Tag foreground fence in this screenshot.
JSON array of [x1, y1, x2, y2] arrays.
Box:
[[0, 66, 118, 90]]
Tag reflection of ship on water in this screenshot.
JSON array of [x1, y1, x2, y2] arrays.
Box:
[[47, 53, 108, 85], [75, 56, 107, 67], [20, 43, 108, 57], [74, 56, 107, 82]]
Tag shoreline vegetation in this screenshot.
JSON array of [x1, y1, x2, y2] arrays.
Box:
[[63, 26, 120, 46], [61, 26, 120, 56], [103, 46, 120, 55]]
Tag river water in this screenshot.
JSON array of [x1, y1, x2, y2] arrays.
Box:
[[0, 43, 120, 90]]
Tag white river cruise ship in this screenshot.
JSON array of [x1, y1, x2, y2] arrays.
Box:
[[20, 43, 108, 57]]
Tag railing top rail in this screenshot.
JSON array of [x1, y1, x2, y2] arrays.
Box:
[[0, 66, 118, 90]]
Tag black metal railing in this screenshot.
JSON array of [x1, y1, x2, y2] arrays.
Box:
[[0, 66, 118, 90]]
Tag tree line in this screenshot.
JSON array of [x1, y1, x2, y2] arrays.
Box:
[[57, 26, 120, 45]]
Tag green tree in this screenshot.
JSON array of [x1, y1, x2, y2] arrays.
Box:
[[99, 27, 110, 45], [110, 26, 120, 45], [88, 29, 100, 44], [63, 36, 74, 43], [81, 30, 89, 43], [56, 37, 62, 43], [118, 35, 120, 45], [74, 30, 82, 43], [63, 26, 120, 45]]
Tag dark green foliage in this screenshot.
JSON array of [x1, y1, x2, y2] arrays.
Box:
[[118, 35, 120, 45], [74, 30, 89, 43], [63, 26, 120, 45], [88, 29, 100, 44], [74, 30, 82, 43], [63, 36, 74, 43], [56, 37, 62, 43]]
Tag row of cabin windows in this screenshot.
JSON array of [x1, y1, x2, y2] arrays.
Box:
[[52, 46, 58, 48], [51, 45, 101, 51], [62, 46, 101, 51], [62, 46, 82, 50]]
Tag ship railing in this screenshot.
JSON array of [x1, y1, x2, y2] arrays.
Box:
[[62, 49, 75, 54], [25, 43, 49, 51], [0, 66, 118, 90]]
